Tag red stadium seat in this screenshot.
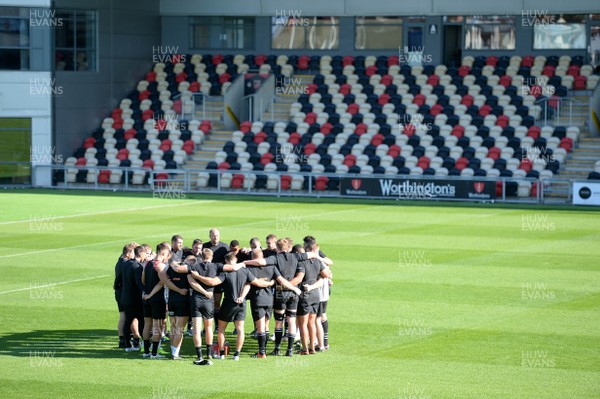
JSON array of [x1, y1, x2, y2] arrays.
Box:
[[254, 131, 267, 144], [124, 129, 136, 140], [378, 93, 390, 105], [567, 65, 580, 77], [304, 143, 317, 155], [315, 176, 328, 191], [260, 153, 273, 165], [413, 94, 425, 106], [521, 56, 534, 67], [417, 156, 430, 169], [560, 137, 573, 152], [542, 65, 555, 77], [321, 123, 332, 134], [487, 147, 501, 160], [347, 103, 359, 115], [231, 174, 244, 188], [176, 72, 188, 83], [365, 66, 377, 76], [427, 74, 440, 86], [117, 149, 128, 161], [355, 123, 368, 135], [461, 95, 474, 106], [451, 125, 465, 137], [455, 157, 469, 170], [527, 126, 541, 139], [217, 162, 230, 170], [458, 65, 470, 77], [76, 157, 87, 166], [288, 132, 301, 145], [478, 104, 492, 116], [388, 145, 401, 158], [520, 158, 532, 173], [371, 134, 384, 146], [281, 175, 292, 190], [402, 124, 416, 136], [143, 160, 155, 169], [381, 74, 393, 85], [499, 75, 512, 87], [98, 170, 110, 184], [574, 76, 586, 90], [496, 115, 509, 128], [486, 56, 498, 67], [240, 121, 252, 133], [145, 71, 156, 82], [343, 154, 356, 167]]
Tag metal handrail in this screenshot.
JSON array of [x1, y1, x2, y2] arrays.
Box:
[[24, 164, 556, 204], [535, 97, 583, 127]]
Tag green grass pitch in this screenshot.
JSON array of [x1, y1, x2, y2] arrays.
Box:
[[0, 190, 599, 398]]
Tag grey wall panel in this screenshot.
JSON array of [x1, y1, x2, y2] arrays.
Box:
[[160, 0, 261, 16], [54, 0, 161, 159], [160, 0, 600, 16], [433, 0, 524, 15], [346, 0, 433, 16], [261, 0, 347, 16]]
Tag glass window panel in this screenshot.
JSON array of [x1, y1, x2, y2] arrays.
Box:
[[272, 16, 338, 50], [55, 10, 96, 71], [465, 16, 516, 50], [591, 27, 600, 67], [533, 24, 586, 49], [356, 17, 403, 50], [272, 25, 306, 49]]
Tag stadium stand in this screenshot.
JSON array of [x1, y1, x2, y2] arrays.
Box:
[[59, 53, 598, 197]]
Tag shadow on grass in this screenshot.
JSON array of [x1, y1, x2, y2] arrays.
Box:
[[0, 328, 263, 359]]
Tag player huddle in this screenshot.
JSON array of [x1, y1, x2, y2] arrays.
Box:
[[113, 229, 333, 365]]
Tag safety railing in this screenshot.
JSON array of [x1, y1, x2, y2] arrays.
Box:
[[19, 164, 572, 205]]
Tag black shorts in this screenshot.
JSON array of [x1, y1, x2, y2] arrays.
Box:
[[190, 297, 214, 319], [274, 291, 299, 314], [317, 301, 328, 317], [144, 300, 166, 320], [123, 303, 143, 321], [115, 291, 124, 312], [219, 302, 246, 322], [297, 299, 319, 316], [168, 300, 190, 317], [250, 302, 272, 322]]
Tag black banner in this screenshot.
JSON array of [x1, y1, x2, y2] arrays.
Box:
[[340, 177, 496, 201], [244, 73, 268, 96]]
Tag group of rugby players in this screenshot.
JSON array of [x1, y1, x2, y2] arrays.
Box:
[[113, 229, 333, 365]]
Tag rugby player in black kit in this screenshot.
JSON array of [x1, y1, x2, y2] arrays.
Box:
[[296, 243, 332, 354], [114, 242, 136, 348], [141, 242, 170, 358], [159, 254, 192, 359], [187, 248, 221, 366], [244, 238, 326, 357], [120, 245, 147, 352], [193, 252, 294, 360], [202, 228, 229, 328]]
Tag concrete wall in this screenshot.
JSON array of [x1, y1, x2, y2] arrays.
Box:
[[53, 0, 161, 160]]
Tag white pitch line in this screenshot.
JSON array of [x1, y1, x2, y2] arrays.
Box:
[[0, 274, 110, 295], [0, 202, 362, 260], [0, 200, 213, 225]]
